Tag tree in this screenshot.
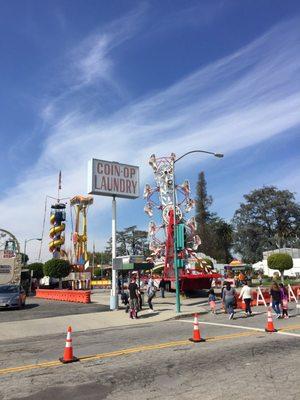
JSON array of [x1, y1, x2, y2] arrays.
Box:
[[195, 171, 233, 262], [195, 172, 213, 255], [20, 253, 29, 265], [44, 259, 71, 289], [203, 258, 213, 268], [28, 262, 44, 280], [267, 253, 293, 283], [88, 251, 111, 266], [209, 217, 233, 263], [106, 226, 150, 257], [232, 186, 300, 263]]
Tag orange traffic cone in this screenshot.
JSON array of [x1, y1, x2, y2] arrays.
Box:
[[265, 307, 277, 333], [59, 326, 79, 363], [189, 314, 205, 342]]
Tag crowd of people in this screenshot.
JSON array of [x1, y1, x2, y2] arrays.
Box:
[[120, 274, 163, 319], [120, 274, 292, 321], [214, 280, 291, 320]]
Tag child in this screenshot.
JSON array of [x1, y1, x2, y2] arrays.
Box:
[[121, 285, 130, 313], [208, 288, 217, 314], [279, 283, 289, 319]]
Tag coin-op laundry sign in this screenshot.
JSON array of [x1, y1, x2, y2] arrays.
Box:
[[88, 158, 139, 199]]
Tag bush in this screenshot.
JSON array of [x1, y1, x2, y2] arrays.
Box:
[[93, 267, 102, 277], [44, 259, 71, 289], [267, 253, 293, 282], [28, 262, 44, 280]]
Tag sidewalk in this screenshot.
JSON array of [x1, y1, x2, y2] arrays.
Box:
[[0, 291, 208, 342]]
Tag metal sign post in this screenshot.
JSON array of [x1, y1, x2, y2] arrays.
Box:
[[110, 196, 118, 310], [88, 159, 140, 311]]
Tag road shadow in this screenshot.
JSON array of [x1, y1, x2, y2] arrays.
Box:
[[24, 303, 40, 310], [184, 301, 208, 307], [0, 303, 39, 312], [139, 312, 159, 319]]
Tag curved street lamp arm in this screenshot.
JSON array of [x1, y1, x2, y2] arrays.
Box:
[[175, 150, 224, 163]]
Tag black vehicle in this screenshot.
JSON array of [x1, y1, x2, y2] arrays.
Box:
[[0, 284, 26, 309]]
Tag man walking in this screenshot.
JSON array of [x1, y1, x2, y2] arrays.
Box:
[[128, 276, 139, 319], [159, 277, 166, 298]]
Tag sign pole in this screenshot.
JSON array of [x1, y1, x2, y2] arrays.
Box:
[[110, 195, 118, 310]]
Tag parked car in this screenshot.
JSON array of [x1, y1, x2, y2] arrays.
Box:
[[0, 284, 26, 309]]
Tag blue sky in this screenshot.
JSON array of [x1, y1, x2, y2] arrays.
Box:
[[0, 0, 300, 261]]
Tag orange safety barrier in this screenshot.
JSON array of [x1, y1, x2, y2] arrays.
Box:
[[35, 289, 91, 303], [235, 294, 255, 310], [291, 285, 300, 301]]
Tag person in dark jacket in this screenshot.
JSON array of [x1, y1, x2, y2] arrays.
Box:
[[270, 282, 281, 318], [222, 282, 236, 320], [159, 277, 166, 298]]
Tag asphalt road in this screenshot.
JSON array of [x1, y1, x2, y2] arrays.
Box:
[[0, 312, 299, 400], [0, 296, 109, 322]]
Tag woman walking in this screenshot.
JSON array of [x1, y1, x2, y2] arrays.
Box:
[[239, 281, 252, 317], [270, 282, 281, 318], [222, 282, 237, 320]]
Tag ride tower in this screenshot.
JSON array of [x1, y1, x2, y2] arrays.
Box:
[[49, 171, 67, 259], [70, 195, 93, 267], [49, 203, 66, 259]]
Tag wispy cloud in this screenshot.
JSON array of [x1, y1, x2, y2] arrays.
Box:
[[2, 17, 300, 261]]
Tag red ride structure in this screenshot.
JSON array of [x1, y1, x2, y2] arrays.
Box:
[[144, 153, 220, 293]]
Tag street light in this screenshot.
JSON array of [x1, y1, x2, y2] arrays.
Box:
[[172, 150, 224, 313], [23, 238, 42, 295], [23, 238, 43, 266]]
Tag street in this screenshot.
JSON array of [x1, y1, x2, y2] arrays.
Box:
[[0, 300, 299, 400], [0, 296, 109, 323]]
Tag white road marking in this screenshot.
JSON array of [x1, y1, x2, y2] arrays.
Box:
[[179, 319, 265, 332], [178, 319, 300, 337]]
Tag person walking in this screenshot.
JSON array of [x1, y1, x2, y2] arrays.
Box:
[[147, 276, 156, 313], [239, 281, 252, 316], [128, 276, 139, 319], [279, 283, 289, 319], [208, 288, 217, 314], [159, 277, 166, 298], [222, 282, 237, 320], [221, 281, 227, 313], [270, 282, 281, 318]]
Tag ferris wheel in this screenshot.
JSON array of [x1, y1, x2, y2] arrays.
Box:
[[143, 154, 200, 278], [0, 229, 20, 257]]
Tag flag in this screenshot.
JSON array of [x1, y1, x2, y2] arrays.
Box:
[[84, 260, 90, 270], [58, 170, 62, 190]]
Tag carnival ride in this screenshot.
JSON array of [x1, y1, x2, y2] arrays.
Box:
[[49, 203, 66, 258], [144, 153, 220, 292], [70, 195, 93, 266], [0, 228, 22, 285]]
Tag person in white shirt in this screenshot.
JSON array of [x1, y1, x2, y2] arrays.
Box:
[[239, 281, 252, 316]]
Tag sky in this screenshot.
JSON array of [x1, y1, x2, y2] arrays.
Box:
[[0, 0, 300, 262]]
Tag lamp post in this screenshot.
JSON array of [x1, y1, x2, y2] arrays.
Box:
[[23, 238, 42, 295], [172, 150, 223, 313]]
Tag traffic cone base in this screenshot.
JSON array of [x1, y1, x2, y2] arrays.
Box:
[[189, 337, 206, 343], [59, 356, 79, 364]]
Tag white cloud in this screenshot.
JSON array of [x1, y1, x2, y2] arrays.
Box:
[[2, 17, 300, 261]]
